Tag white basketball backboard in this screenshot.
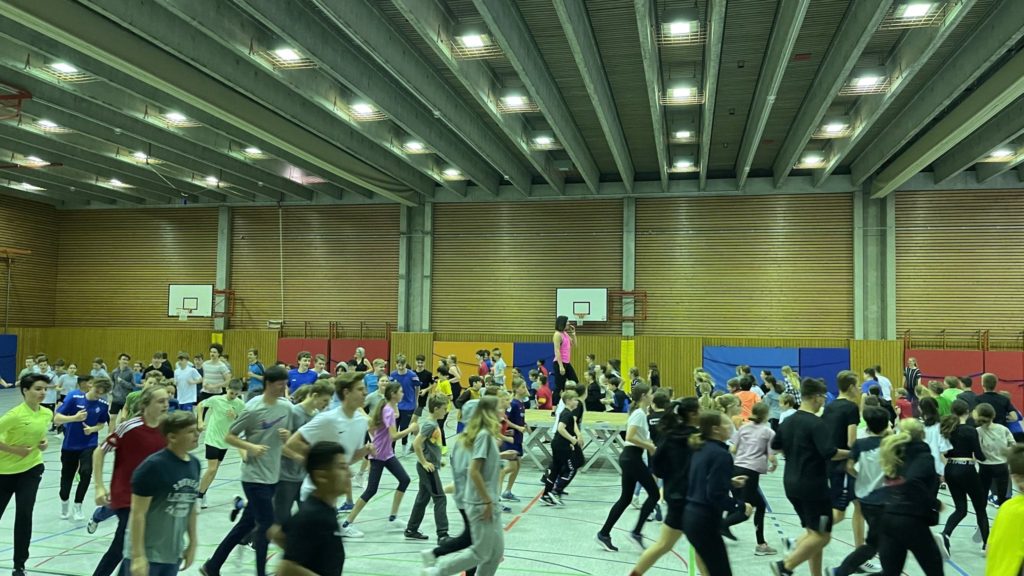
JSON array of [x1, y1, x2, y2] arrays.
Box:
[[167, 284, 214, 317], [556, 288, 608, 322]]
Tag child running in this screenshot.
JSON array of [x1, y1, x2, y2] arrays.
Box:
[[722, 401, 777, 555], [195, 379, 245, 509], [973, 402, 1015, 506], [405, 394, 449, 542], [58, 378, 111, 521], [342, 382, 418, 533], [499, 379, 528, 502], [940, 398, 989, 553], [541, 390, 581, 506]]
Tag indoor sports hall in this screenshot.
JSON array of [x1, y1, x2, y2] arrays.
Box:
[[0, 0, 1021, 575]]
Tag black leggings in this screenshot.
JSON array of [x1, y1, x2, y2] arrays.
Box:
[[359, 457, 411, 501], [683, 504, 731, 576], [878, 513, 944, 576], [978, 463, 1010, 506], [835, 502, 883, 576], [433, 508, 476, 576], [724, 466, 766, 544], [59, 448, 95, 503], [599, 446, 659, 536], [942, 462, 989, 544], [551, 362, 578, 409], [543, 445, 582, 495], [0, 464, 43, 571]]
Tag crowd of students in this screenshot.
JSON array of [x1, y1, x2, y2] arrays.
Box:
[[0, 335, 1023, 575]]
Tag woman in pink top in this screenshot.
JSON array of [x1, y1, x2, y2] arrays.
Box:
[[722, 402, 778, 555], [341, 382, 418, 535], [552, 315, 578, 409]]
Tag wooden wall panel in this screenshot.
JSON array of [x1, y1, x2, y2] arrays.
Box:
[[849, 339, 904, 386], [390, 332, 435, 367], [55, 208, 218, 327], [223, 329, 279, 369], [635, 335, 703, 397], [635, 194, 854, 338], [896, 190, 1024, 335], [431, 201, 623, 334], [0, 196, 57, 327], [230, 206, 400, 330], [12, 327, 212, 370]]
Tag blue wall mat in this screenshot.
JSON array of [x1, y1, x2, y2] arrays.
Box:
[[0, 334, 16, 384], [702, 346, 799, 392], [512, 342, 555, 380], [798, 348, 851, 398]]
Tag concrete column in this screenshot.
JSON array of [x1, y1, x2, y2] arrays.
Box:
[[853, 188, 896, 340], [398, 203, 432, 332], [622, 197, 636, 337], [214, 206, 231, 331]]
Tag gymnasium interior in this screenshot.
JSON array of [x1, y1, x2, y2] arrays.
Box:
[[0, 0, 1021, 574]]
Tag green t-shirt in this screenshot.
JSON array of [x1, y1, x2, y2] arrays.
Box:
[[0, 403, 52, 474], [202, 395, 245, 450], [937, 388, 962, 416], [123, 389, 143, 418]]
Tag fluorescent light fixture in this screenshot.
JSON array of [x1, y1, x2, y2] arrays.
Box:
[[50, 62, 78, 73], [204, 176, 220, 185], [19, 182, 45, 191], [669, 86, 693, 99], [662, 7, 699, 37], [670, 21, 692, 35], [824, 122, 847, 133], [108, 178, 127, 187], [802, 153, 824, 165], [351, 103, 375, 116], [36, 119, 58, 128], [453, 22, 491, 49], [989, 148, 1014, 159], [164, 112, 188, 122], [854, 75, 880, 87], [24, 156, 45, 165], [460, 35, 485, 48], [403, 140, 425, 152], [273, 48, 302, 62], [674, 130, 692, 139], [132, 151, 148, 160], [673, 159, 693, 169], [897, 2, 934, 18], [442, 167, 461, 177], [244, 147, 262, 155], [533, 135, 553, 146], [502, 95, 525, 108]]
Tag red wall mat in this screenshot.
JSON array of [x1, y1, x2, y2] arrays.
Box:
[[277, 338, 329, 368], [984, 351, 1024, 408], [330, 339, 389, 372], [904, 349, 985, 382]]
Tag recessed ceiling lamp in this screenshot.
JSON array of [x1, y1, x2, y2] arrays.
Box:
[[533, 135, 553, 146], [896, 2, 935, 19], [34, 119, 71, 133], [41, 61, 94, 83], [673, 158, 693, 169]]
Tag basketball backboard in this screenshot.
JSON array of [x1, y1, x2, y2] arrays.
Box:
[[167, 284, 214, 317], [555, 288, 608, 323]]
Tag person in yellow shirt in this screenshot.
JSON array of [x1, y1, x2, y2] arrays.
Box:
[[987, 443, 1024, 575], [0, 373, 87, 575]]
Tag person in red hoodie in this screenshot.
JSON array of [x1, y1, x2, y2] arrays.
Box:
[[476, 351, 489, 377], [535, 374, 553, 413], [895, 388, 913, 420]]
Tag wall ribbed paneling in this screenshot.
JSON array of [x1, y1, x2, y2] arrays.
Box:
[[0, 196, 57, 327], [390, 332, 435, 368], [12, 327, 213, 369], [849, 339, 904, 385], [635, 335, 703, 398], [635, 195, 854, 338], [230, 206, 400, 330], [896, 190, 1024, 335], [55, 208, 217, 327], [432, 201, 623, 334], [222, 329, 279, 369]]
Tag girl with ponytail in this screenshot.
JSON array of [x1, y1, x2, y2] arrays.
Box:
[[939, 398, 989, 552]]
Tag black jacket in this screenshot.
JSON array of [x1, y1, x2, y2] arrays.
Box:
[[885, 440, 940, 522], [653, 425, 697, 503], [687, 439, 742, 514]]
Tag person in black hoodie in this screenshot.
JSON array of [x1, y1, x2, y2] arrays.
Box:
[[629, 398, 700, 576], [877, 418, 945, 575], [681, 410, 750, 576]]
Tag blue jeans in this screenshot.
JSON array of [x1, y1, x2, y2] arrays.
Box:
[[120, 562, 178, 576], [92, 505, 117, 524], [205, 482, 276, 576]]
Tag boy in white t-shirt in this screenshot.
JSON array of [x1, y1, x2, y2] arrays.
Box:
[[174, 352, 202, 411]]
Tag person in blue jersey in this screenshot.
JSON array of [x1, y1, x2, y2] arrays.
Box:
[[58, 378, 111, 521]]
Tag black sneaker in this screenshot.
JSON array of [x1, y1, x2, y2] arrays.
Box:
[[437, 533, 450, 545], [12, 569, 25, 576], [229, 495, 245, 522], [540, 493, 557, 506], [596, 532, 619, 552], [405, 530, 429, 540], [721, 526, 738, 541], [770, 560, 793, 576], [941, 533, 951, 558], [628, 531, 645, 550]]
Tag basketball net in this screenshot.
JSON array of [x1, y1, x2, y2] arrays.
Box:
[[178, 308, 190, 322], [574, 313, 588, 326]]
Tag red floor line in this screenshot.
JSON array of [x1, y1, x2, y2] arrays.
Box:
[[519, 488, 545, 514]]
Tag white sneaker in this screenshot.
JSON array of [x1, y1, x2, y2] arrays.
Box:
[[859, 559, 880, 572], [353, 472, 365, 488], [420, 549, 436, 567], [72, 503, 84, 521], [200, 495, 209, 510], [60, 500, 70, 519], [340, 524, 365, 539], [387, 517, 407, 532]]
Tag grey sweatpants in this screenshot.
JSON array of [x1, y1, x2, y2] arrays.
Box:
[[407, 463, 449, 536], [433, 502, 504, 576]]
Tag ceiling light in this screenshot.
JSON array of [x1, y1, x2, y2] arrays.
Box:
[[673, 159, 693, 169], [205, 176, 219, 185], [244, 147, 262, 155], [453, 22, 492, 50], [108, 178, 128, 187], [273, 48, 302, 62], [132, 151, 148, 160], [674, 130, 692, 139], [351, 103, 375, 116], [442, 167, 461, 177], [824, 123, 847, 133], [502, 95, 525, 108], [24, 156, 46, 166], [18, 182, 45, 191], [460, 35, 485, 48], [802, 153, 824, 165], [533, 135, 553, 146], [164, 112, 188, 122], [662, 7, 700, 37], [36, 119, 58, 128], [989, 149, 1014, 159], [50, 62, 77, 73], [897, 2, 934, 19], [667, 85, 695, 101], [403, 140, 425, 152], [854, 75, 880, 88]]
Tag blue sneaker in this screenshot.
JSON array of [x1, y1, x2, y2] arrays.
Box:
[[501, 491, 521, 502], [338, 501, 354, 513]]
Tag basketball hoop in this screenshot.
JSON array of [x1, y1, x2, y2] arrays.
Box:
[[177, 307, 194, 322], [574, 312, 588, 326]]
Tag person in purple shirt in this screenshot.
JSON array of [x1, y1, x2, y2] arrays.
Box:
[[390, 354, 422, 454]]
